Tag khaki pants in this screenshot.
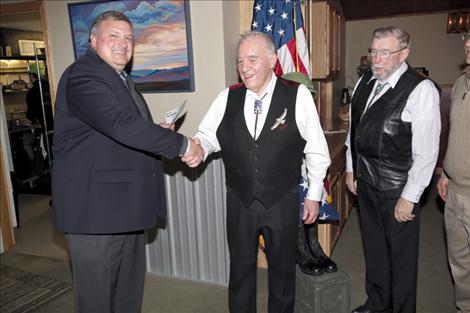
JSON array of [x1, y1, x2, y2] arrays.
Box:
[[445, 187, 470, 313]]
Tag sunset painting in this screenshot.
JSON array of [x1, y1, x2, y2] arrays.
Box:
[[68, 0, 194, 92]]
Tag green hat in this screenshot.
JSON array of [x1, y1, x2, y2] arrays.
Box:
[[281, 72, 317, 97]]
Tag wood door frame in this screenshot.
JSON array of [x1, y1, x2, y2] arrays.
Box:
[[0, 0, 54, 251]]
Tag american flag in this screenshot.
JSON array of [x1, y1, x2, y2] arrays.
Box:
[[299, 177, 340, 222], [251, 0, 311, 77]]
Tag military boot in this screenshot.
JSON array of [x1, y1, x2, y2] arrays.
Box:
[[296, 222, 323, 275]]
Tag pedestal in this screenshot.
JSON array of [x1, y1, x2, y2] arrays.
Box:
[[294, 266, 350, 313]]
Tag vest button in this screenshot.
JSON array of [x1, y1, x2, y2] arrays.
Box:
[[254, 168, 259, 172]]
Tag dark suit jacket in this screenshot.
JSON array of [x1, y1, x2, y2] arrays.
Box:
[[52, 48, 185, 234]]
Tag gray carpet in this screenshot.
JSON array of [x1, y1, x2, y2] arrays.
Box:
[[0, 265, 72, 313]]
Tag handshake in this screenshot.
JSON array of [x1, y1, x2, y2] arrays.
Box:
[[160, 122, 203, 168], [181, 137, 204, 168]]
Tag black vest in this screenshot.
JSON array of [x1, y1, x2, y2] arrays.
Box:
[[350, 68, 426, 190], [216, 78, 306, 208]]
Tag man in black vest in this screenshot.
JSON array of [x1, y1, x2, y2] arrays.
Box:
[[345, 26, 440, 313], [185, 31, 330, 313]]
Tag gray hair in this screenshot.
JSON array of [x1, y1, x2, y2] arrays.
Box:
[[90, 11, 131, 39], [237, 31, 276, 55], [373, 26, 410, 49]]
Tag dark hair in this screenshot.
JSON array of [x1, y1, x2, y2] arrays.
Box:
[[89, 10, 131, 39]]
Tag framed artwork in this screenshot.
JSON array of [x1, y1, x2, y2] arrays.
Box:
[[68, 0, 195, 93]]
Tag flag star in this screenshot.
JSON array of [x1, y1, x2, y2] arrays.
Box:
[[255, 3, 262, 11], [278, 28, 285, 36], [252, 21, 258, 29], [264, 24, 272, 32], [281, 12, 288, 20], [300, 180, 309, 191], [268, 7, 275, 15]]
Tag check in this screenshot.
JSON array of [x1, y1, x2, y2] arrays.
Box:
[[164, 99, 187, 124]]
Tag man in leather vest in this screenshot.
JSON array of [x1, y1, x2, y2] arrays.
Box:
[[185, 31, 330, 313], [345, 26, 440, 313]]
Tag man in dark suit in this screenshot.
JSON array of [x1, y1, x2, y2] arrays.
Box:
[[186, 31, 330, 313], [52, 11, 202, 313]]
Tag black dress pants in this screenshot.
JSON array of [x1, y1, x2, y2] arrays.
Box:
[[66, 231, 146, 313], [357, 180, 420, 313], [226, 190, 298, 313]]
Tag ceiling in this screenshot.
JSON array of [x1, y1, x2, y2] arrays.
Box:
[[340, 0, 470, 21]]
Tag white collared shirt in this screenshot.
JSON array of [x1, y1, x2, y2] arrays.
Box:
[[345, 62, 441, 203], [195, 73, 330, 201]]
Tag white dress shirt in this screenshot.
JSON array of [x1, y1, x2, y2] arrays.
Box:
[[195, 73, 331, 201], [345, 62, 441, 203]]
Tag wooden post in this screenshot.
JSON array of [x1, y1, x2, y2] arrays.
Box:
[[0, 145, 16, 251]]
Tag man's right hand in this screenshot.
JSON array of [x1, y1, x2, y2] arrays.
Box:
[[437, 174, 449, 202], [345, 171, 357, 195], [181, 138, 204, 168]]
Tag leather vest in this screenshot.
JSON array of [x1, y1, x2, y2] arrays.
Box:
[[350, 68, 426, 190], [216, 78, 306, 208]]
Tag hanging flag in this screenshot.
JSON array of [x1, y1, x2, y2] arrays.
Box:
[[299, 176, 340, 222], [251, 0, 311, 77]]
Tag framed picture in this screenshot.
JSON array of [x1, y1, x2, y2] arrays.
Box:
[[68, 0, 195, 93]]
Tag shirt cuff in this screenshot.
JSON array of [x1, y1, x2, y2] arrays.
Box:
[[401, 183, 423, 203], [179, 137, 189, 156], [306, 182, 323, 202]]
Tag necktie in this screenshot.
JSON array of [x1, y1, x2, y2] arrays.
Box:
[[365, 81, 387, 111], [119, 72, 149, 120], [374, 82, 385, 96]]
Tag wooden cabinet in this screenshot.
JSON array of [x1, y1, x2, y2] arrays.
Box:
[[305, 1, 341, 79], [318, 128, 354, 256]]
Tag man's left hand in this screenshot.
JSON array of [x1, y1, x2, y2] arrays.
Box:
[[303, 199, 319, 224], [394, 197, 415, 222]]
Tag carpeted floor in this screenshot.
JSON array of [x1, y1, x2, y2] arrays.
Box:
[[0, 265, 72, 313]]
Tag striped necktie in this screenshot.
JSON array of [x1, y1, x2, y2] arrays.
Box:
[[119, 72, 149, 120], [365, 80, 387, 111]]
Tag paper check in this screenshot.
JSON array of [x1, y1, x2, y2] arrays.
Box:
[[164, 99, 187, 124]]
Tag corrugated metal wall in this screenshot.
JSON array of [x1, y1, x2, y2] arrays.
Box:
[[146, 156, 230, 285]]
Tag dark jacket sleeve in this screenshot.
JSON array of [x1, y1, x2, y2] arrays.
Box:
[[64, 61, 185, 159]]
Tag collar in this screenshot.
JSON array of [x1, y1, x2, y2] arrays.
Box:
[[367, 62, 408, 89], [246, 72, 277, 100], [460, 65, 470, 79]]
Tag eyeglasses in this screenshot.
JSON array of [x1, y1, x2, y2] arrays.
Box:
[[367, 47, 407, 60]]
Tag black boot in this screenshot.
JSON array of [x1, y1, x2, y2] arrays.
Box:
[[305, 220, 337, 273], [296, 223, 323, 275]]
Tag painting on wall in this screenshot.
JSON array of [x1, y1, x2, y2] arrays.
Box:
[[68, 0, 194, 93]]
